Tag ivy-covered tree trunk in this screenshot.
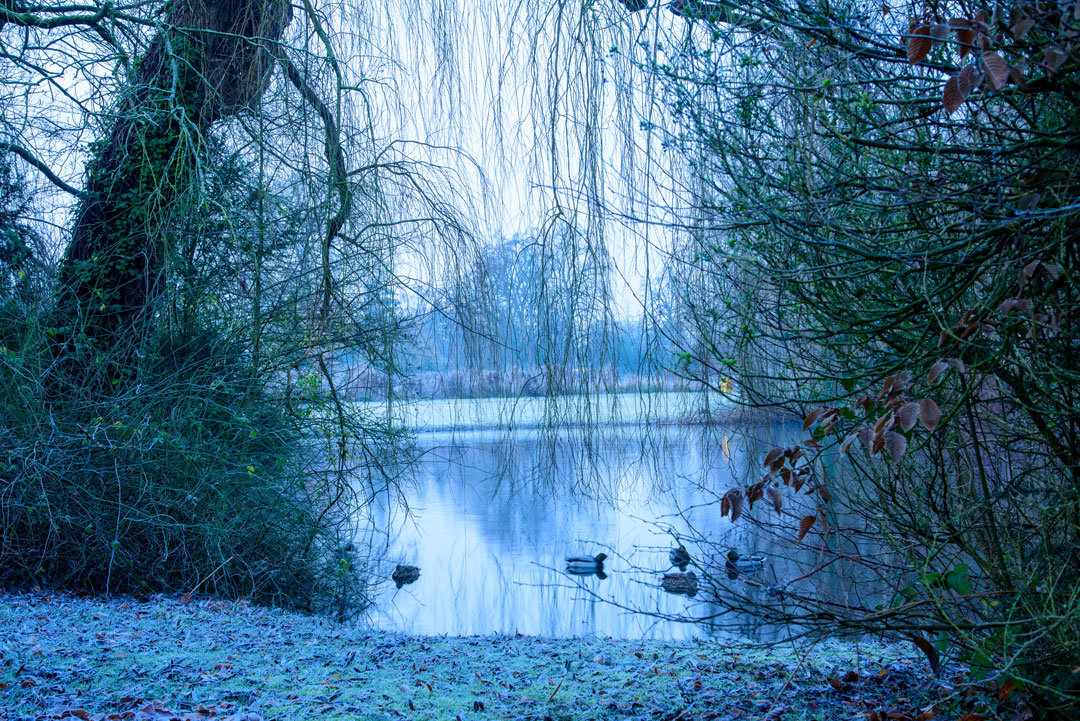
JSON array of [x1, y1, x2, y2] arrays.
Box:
[[56, 0, 292, 361]]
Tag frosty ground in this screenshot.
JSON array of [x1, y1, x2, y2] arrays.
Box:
[[0, 591, 988, 720]]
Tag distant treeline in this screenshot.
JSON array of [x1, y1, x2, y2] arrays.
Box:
[[339, 364, 697, 401]]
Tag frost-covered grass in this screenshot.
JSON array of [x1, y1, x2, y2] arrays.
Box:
[[0, 591, 977, 720]]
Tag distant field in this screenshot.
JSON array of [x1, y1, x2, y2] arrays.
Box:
[[354, 391, 734, 432]]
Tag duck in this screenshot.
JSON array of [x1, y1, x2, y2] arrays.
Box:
[[661, 571, 698, 597], [725, 550, 766, 580], [565, 553, 608, 579], [669, 544, 691, 572], [392, 564, 420, 588]]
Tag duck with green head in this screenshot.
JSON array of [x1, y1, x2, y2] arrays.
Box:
[[565, 553, 608, 579], [669, 544, 690, 572], [725, 549, 766, 579]]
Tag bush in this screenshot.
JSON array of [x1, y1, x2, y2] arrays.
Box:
[[0, 145, 382, 617], [0, 313, 370, 613], [642, 0, 1080, 714]]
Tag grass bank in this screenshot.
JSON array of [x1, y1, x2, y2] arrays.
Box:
[[0, 591, 1036, 720]]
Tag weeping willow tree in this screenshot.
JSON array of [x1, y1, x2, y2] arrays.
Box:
[[0, 0, 488, 610]]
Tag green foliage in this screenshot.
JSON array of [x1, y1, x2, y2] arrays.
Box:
[[0, 161, 38, 300], [0, 124, 391, 616], [0, 301, 368, 612]]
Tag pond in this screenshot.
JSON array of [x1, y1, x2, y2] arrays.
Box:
[[359, 408, 841, 640]]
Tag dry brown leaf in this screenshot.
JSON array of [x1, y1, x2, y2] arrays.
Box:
[[871, 432, 886, 455], [908, 633, 942, 675], [897, 402, 919, 431], [1011, 17, 1034, 40], [858, 427, 873, 453], [723, 489, 745, 522], [796, 514, 816, 543], [907, 26, 933, 64], [746, 481, 765, 507], [840, 430, 860, 455], [1044, 46, 1068, 71], [766, 487, 783, 515], [763, 448, 783, 469], [957, 64, 977, 96], [928, 360, 949, 384], [884, 431, 907, 463], [803, 408, 823, 430], [956, 28, 975, 58], [982, 51, 1009, 90], [943, 75, 964, 113], [873, 412, 894, 434], [919, 398, 942, 431]]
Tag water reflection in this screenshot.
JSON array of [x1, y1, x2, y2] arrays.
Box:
[[362, 422, 836, 639]]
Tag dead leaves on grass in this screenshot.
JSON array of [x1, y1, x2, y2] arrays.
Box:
[[34, 699, 260, 721]]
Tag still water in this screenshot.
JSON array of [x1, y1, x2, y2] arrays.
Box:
[[362, 421, 833, 640]]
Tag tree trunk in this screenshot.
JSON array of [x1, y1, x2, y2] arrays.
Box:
[[56, 0, 292, 353]]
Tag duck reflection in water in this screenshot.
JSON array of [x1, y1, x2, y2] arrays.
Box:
[[565, 553, 608, 580]]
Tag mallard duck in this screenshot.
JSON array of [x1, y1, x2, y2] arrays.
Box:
[[565, 553, 608, 579], [725, 550, 766, 580], [669, 544, 690, 572], [392, 563, 420, 588], [661, 571, 698, 597]]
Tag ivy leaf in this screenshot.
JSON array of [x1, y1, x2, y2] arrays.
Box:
[[945, 563, 972, 594]]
